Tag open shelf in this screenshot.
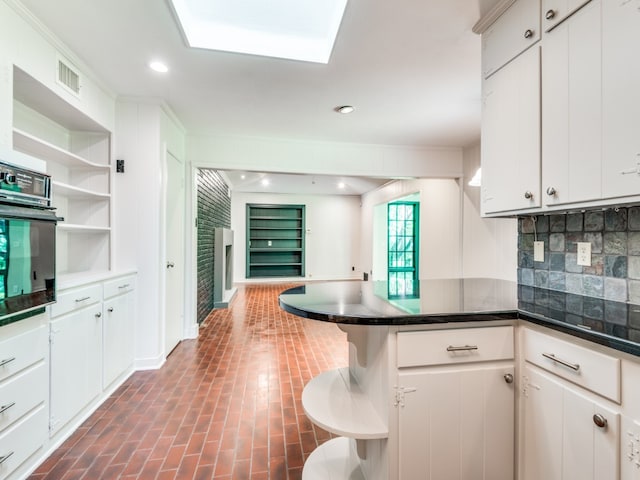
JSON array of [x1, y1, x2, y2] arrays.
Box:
[[13, 128, 109, 170], [57, 224, 111, 234], [52, 181, 111, 200], [302, 368, 388, 439], [302, 437, 365, 480]]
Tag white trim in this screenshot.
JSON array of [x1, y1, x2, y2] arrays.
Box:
[[134, 354, 166, 371], [472, 0, 517, 34]]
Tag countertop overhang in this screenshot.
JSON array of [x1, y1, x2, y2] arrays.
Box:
[[279, 279, 640, 357]]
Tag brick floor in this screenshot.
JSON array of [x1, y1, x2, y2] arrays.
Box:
[[30, 283, 348, 480]]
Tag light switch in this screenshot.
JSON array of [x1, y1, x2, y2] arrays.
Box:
[[577, 242, 591, 266], [534, 241, 544, 262]]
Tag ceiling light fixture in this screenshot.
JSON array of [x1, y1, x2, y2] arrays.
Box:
[[261, 178, 270, 186], [149, 61, 169, 73], [336, 105, 354, 114], [338, 182, 346, 189]]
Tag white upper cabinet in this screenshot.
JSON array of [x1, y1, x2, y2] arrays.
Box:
[[542, 0, 593, 30], [541, 0, 602, 205], [601, 0, 640, 199], [482, 0, 541, 78], [482, 46, 541, 214]]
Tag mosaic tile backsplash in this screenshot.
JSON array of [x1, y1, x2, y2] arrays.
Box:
[[518, 207, 640, 304]]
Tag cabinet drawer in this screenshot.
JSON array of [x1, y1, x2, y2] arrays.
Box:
[[0, 326, 47, 383], [50, 284, 102, 318], [482, 0, 541, 78], [103, 275, 136, 300], [397, 326, 514, 367], [0, 363, 47, 434], [0, 406, 47, 480], [522, 328, 620, 402]]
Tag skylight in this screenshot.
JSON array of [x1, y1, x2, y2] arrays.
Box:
[[170, 0, 348, 64]]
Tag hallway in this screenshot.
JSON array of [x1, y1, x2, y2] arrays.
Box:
[[30, 283, 348, 480]]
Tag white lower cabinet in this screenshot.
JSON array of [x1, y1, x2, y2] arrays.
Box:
[[522, 365, 620, 480], [397, 365, 515, 480], [396, 326, 515, 480], [0, 318, 48, 480], [49, 305, 103, 435], [103, 276, 136, 389], [49, 273, 136, 438]]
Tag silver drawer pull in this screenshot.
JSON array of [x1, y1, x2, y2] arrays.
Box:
[[0, 451, 14, 465], [118, 284, 130, 289], [0, 357, 16, 368], [75, 296, 91, 303], [0, 402, 15, 415], [542, 352, 580, 371], [447, 345, 478, 352]]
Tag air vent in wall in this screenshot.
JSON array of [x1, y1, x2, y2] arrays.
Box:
[[57, 59, 81, 96]]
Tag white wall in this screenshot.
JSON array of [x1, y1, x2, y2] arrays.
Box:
[[361, 178, 463, 280], [462, 143, 517, 280], [232, 192, 362, 282], [114, 99, 188, 368], [188, 134, 464, 179]]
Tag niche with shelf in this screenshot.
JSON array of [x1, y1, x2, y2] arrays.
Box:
[[11, 67, 112, 279], [246, 204, 305, 278]]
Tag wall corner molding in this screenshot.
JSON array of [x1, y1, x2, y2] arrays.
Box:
[[472, 0, 516, 34]]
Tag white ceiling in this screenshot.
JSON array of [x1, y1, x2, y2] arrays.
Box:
[[18, 0, 493, 148], [18, 0, 499, 195]]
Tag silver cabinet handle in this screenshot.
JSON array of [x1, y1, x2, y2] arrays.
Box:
[[75, 296, 91, 303], [108, 307, 114, 313], [95, 312, 102, 318], [0, 357, 16, 368], [542, 352, 580, 371], [118, 284, 130, 289], [0, 452, 13, 465], [0, 402, 15, 415], [545, 9, 556, 19], [524, 29, 534, 39], [593, 414, 608, 429], [524, 191, 533, 199], [504, 373, 514, 384], [447, 345, 478, 352], [546, 186, 557, 196]]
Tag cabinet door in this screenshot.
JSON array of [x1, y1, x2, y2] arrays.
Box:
[[542, 0, 601, 205], [522, 366, 563, 480], [601, 0, 640, 198], [542, 0, 593, 31], [397, 365, 514, 480], [50, 307, 103, 435], [522, 366, 620, 480], [482, 46, 541, 214], [103, 292, 134, 389], [562, 387, 619, 480]]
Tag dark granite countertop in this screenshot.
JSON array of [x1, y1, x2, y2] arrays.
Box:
[[278, 279, 640, 357]]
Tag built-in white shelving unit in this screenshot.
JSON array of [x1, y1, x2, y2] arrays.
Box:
[[11, 66, 113, 282]]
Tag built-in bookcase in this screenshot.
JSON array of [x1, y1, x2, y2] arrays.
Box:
[[11, 67, 112, 283], [246, 204, 305, 278]]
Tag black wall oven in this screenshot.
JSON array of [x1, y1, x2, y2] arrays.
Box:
[[0, 161, 58, 325]]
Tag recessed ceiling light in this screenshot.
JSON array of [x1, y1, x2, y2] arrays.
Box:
[[169, 0, 348, 63], [240, 174, 246, 180], [261, 178, 270, 186], [149, 61, 169, 73], [336, 105, 354, 114], [338, 182, 346, 189]]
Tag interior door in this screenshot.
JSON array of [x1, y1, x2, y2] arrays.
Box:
[[164, 150, 185, 356]]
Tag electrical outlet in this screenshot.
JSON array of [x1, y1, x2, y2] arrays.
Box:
[[267, 240, 272, 247], [577, 242, 591, 266], [534, 241, 544, 262]]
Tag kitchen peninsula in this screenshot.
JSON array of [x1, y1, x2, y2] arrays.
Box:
[[280, 279, 640, 480]]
